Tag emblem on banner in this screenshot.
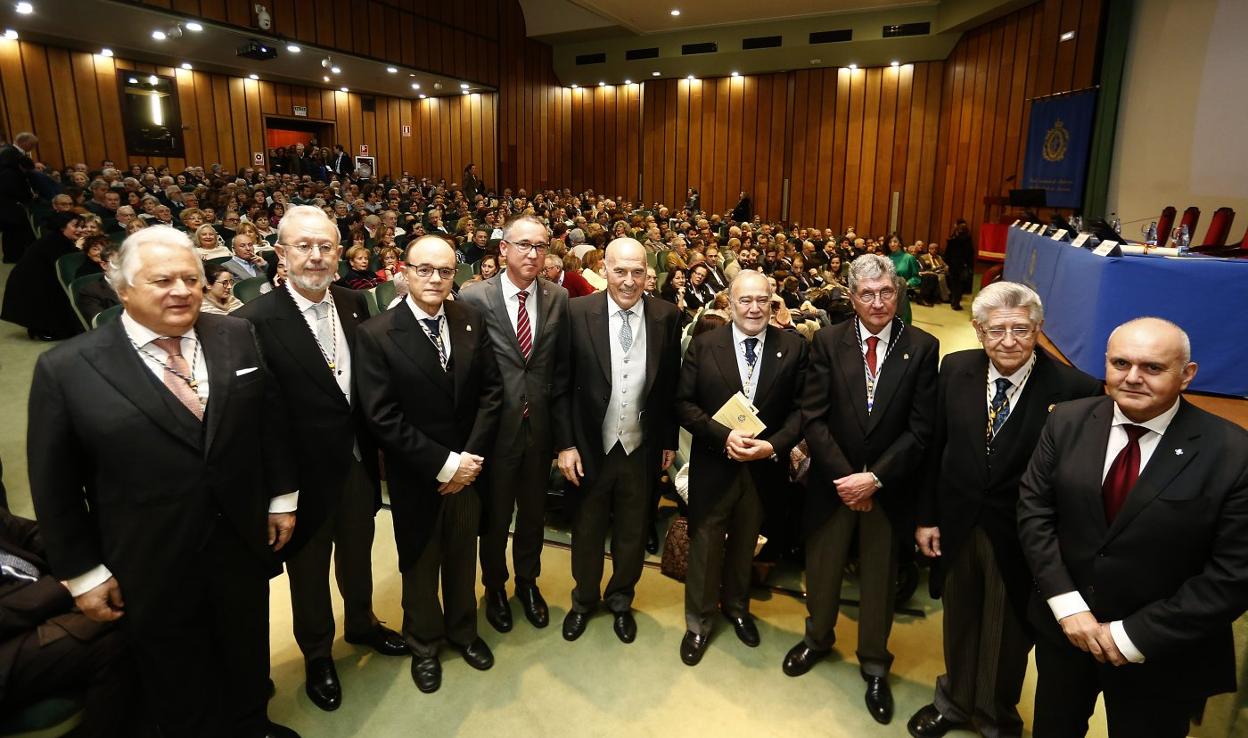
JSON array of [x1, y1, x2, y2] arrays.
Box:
[[1043, 119, 1069, 162]]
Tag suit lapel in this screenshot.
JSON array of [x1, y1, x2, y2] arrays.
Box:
[[752, 326, 786, 402], [710, 327, 744, 395], [588, 292, 612, 385], [271, 288, 348, 405], [835, 325, 870, 432], [957, 352, 990, 460], [1077, 397, 1115, 536], [83, 321, 202, 451], [200, 318, 234, 455], [488, 276, 527, 363], [1105, 401, 1201, 542], [388, 305, 453, 393]]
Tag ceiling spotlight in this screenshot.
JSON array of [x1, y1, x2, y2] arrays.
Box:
[[386, 66, 397, 73], [686, 74, 695, 80], [408, 73, 415, 77], [598, 81, 605, 87], [286, 43, 301, 53], [321, 56, 332, 69], [330, 66, 341, 74], [459, 82, 469, 89], [248, 73, 258, 80], [570, 83, 578, 89], [128, 77, 137, 84], [890, 60, 900, 67], [340, 86, 348, 92], [148, 75, 158, 84], [15, 2, 32, 14], [185, 21, 202, 31], [670, 8, 680, 15], [730, 71, 739, 77], [624, 78, 632, 84], [100, 48, 115, 57], [180, 62, 192, 70], [463, 90, 470, 95], [151, 30, 166, 40], [651, 71, 660, 77], [411, 82, 420, 89], [848, 63, 857, 70], [419, 94, 427, 99], [3, 29, 16, 40]]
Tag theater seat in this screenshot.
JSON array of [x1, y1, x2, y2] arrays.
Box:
[[0, 693, 83, 737]]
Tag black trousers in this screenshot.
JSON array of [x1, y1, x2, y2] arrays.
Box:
[[933, 527, 1030, 737], [570, 444, 649, 614], [1032, 634, 1201, 738], [947, 262, 970, 307], [123, 519, 273, 738], [401, 486, 481, 657], [0, 201, 33, 263], [480, 420, 550, 592], [286, 459, 380, 661], [684, 469, 762, 635], [0, 625, 133, 737]]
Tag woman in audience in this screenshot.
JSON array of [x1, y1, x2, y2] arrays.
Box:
[[375, 246, 406, 283], [194, 223, 230, 260], [581, 248, 607, 290], [124, 217, 148, 236], [1, 212, 86, 340], [268, 201, 286, 227], [76, 235, 111, 278], [75, 213, 102, 250], [200, 264, 243, 315], [470, 253, 499, 283], [343, 245, 381, 290], [659, 267, 689, 321], [251, 212, 278, 245]]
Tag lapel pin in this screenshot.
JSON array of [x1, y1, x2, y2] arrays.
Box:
[[466, 325, 472, 332], [352, 312, 358, 318], [776, 351, 782, 358], [1175, 448, 1184, 456], [1048, 403, 1056, 412], [903, 353, 910, 360]]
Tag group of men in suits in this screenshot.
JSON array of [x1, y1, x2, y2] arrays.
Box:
[[18, 200, 1248, 737]]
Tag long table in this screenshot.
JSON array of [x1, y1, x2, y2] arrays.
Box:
[[1002, 227, 1248, 397]]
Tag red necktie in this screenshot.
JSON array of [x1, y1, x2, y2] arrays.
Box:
[[865, 335, 879, 377], [1102, 424, 1149, 523], [516, 290, 532, 418]]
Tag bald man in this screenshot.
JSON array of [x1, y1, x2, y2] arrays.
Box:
[[554, 238, 682, 643], [1018, 317, 1248, 737]]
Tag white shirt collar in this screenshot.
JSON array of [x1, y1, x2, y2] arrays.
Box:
[[862, 320, 892, 347], [731, 322, 766, 349], [405, 295, 446, 322], [285, 281, 330, 313], [501, 273, 537, 301], [988, 352, 1036, 386], [121, 310, 198, 347], [1112, 397, 1181, 437], [606, 292, 644, 320]]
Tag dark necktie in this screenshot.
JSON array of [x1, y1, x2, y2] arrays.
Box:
[[0, 548, 39, 582], [1102, 424, 1150, 523], [989, 377, 1012, 437], [420, 317, 447, 370], [865, 335, 880, 376], [743, 336, 758, 369]]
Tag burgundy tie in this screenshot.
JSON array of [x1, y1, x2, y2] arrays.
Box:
[[516, 290, 532, 418], [864, 335, 879, 376], [1102, 424, 1149, 523]]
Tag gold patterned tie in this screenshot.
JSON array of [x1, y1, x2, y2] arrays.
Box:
[[151, 337, 204, 420]]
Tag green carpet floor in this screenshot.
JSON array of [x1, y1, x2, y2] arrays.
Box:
[[2, 264, 1116, 736]]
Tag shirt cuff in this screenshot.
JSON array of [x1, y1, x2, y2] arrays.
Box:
[[66, 564, 113, 598], [436, 452, 462, 484], [268, 491, 299, 514], [1110, 620, 1145, 663], [1047, 591, 1091, 621]]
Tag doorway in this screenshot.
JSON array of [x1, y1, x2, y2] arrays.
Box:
[[263, 116, 336, 164]]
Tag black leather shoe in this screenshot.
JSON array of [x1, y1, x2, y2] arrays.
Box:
[[645, 526, 660, 555], [345, 624, 409, 656], [864, 675, 895, 725], [724, 613, 760, 647], [411, 655, 442, 693], [516, 585, 549, 628], [782, 642, 829, 677], [264, 722, 301, 738], [304, 657, 341, 711], [906, 704, 965, 737], [613, 611, 637, 644], [562, 610, 590, 641], [680, 630, 710, 666], [453, 638, 494, 671], [484, 589, 513, 633]]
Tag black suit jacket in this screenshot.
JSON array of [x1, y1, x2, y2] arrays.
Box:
[[675, 324, 808, 533], [331, 151, 352, 177], [555, 293, 681, 489], [1018, 396, 1248, 698], [918, 349, 1102, 618], [800, 318, 938, 537], [26, 315, 297, 614], [0, 144, 34, 203], [354, 300, 502, 571], [236, 285, 381, 558]]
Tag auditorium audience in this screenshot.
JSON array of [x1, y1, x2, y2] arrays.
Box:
[[199, 263, 243, 315], [1, 211, 84, 340], [342, 246, 381, 290]]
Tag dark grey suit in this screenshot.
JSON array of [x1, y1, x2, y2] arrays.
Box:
[[458, 274, 570, 591]]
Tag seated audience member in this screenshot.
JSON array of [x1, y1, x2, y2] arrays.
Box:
[[223, 232, 268, 282], [685, 263, 716, 315], [917, 242, 950, 306], [0, 507, 136, 737], [581, 248, 608, 290], [214, 210, 240, 244], [178, 207, 205, 233], [76, 235, 112, 278], [75, 213, 103, 250], [251, 212, 278, 246], [542, 252, 595, 297], [194, 223, 230, 260], [659, 267, 689, 320], [465, 253, 499, 284], [342, 246, 380, 290], [644, 267, 658, 296], [779, 276, 804, 310], [258, 258, 287, 296], [200, 263, 243, 315], [0, 212, 85, 340]]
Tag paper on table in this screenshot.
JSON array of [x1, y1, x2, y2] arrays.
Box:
[[1071, 233, 1091, 247], [712, 392, 767, 436]]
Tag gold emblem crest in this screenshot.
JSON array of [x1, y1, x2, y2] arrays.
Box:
[[1043, 119, 1069, 162]]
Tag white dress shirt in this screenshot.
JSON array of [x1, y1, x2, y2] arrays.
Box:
[[500, 273, 539, 341], [985, 353, 1037, 431], [405, 296, 461, 484], [1046, 397, 1182, 664], [68, 312, 298, 597], [730, 323, 767, 402], [285, 283, 351, 403]]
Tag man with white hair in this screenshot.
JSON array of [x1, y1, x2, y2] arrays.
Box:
[[1018, 317, 1248, 737], [27, 225, 302, 738], [907, 282, 1102, 738]]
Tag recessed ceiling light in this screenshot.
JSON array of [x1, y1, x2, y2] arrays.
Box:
[[686, 74, 695, 80], [386, 66, 397, 73], [419, 94, 427, 99], [286, 43, 301, 53], [598, 81, 605, 87], [459, 82, 469, 89], [890, 60, 900, 67], [181, 62, 192, 70], [730, 71, 739, 77], [127, 77, 137, 84], [408, 73, 415, 77], [463, 90, 470, 95], [248, 73, 258, 80], [100, 48, 114, 57], [15, 2, 33, 15], [322, 75, 329, 82], [411, 82, 420, 89], [185, 21, 202, 31], [340, 87, 348, 92], [651, 71, 660, 77], [148, 75, 158, 84], [570, 83, 578, 89], [151, 30, 166, 40], [848, 63, 857, 70], [624, 78, 631, 84], [3, 29, 17, 40], [670, 8, 680, 15], [331, 66, 341, 74]]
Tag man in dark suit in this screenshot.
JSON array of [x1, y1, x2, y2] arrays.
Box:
[[1017, 317, 1248, 737], [237, 206, 406, 713], [782, 253, 938, 726], [459, 215, 570, 634], [355, 235, 503, 694], [0, 508, 133, 737], [0, 132, 38, 263], [675, 270, 808, 666], [331, 145, 353, 179], [26, 226, 301, 738], [555, 238, 681, 643], [906, 282, 1103, 738], [703, 245, 729, 293]]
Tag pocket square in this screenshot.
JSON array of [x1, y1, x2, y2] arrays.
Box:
[[236, 366, 259, 376]]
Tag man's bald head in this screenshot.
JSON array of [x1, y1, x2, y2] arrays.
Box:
[[604, 237, 646, 310], [404, 234, 456, 265], [604, 237, 645, 267], [1108, 317, 1191, 364], [1105, 317, 1197, 423]]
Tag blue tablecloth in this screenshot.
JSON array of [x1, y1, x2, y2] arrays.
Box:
[[1003, 228, 1248, 397]]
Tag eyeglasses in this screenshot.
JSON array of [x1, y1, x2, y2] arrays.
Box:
[[982, 326, 1036, 341], [286, 241, 337, 255], [853, 288, 897, 304], [409, 264, 457, 280], [735, 296, 774, 308], [216, 279, 234, 288], [506, 240, 550, 254]]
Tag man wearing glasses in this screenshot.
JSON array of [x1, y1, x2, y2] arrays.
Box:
[[783, 253, 938, 727], [908, 282, 1101, 737], [459, 215, 571, 635], [355, 235, 503, 693], [238, 206, 406, 711]]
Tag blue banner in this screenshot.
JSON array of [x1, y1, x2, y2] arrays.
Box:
[[1022, 89, 1097, 209]]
